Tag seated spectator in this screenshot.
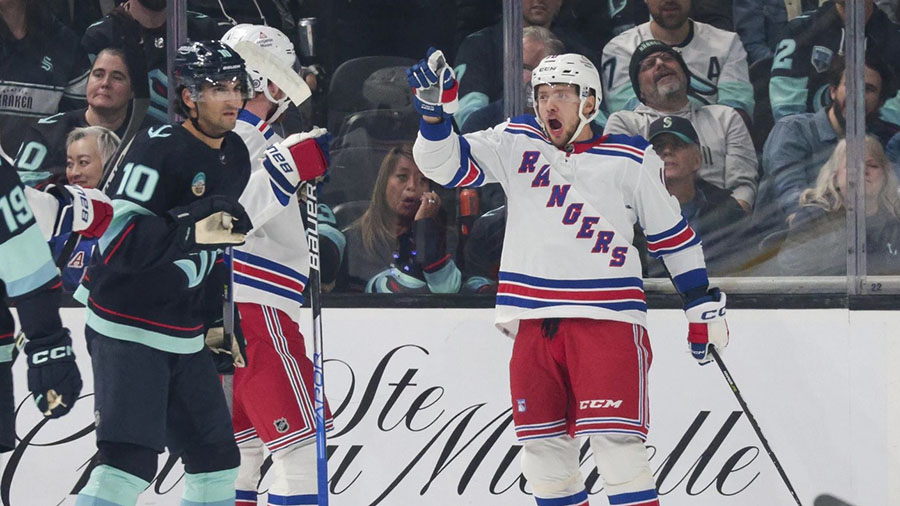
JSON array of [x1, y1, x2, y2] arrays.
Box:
[[27, 126, 119, 292], [82, 0, 223, 124], [769, 0, 900, 127], [13, 47, 133, 186], [339, 146, 461, 294], [888, 130, 900, 173], [761, 55, 895, 225], [604, 40, 758, 211], [453, 0, 598, 129], [462, 205, 506, 294], [461, 26, 564, 134], [0, 0, 90, 158], [601, 0, 754, 120], [733, 0, 819, 65], [645, 115, 748, 275], [777, 135, 900, 275]]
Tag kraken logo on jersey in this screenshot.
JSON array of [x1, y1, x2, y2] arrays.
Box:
[[191, 172, 207, 196], [41, 56, 53, 72], [174, 250, 216, 288], [810, 46, 834, 74]]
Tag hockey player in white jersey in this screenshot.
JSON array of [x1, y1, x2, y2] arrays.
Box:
[[220, 25, 334, 506], [408, 49, 730, 506]]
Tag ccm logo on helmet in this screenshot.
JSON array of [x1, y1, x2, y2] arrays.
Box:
[[31, 345, 74, 365], [701, 307, 726, 320]]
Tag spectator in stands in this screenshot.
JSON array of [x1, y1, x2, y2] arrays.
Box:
[[645, 115, 748, 275], [14, 47, 133, 186], [0, 0, 90, 159], [461, 26, 564, 134], [82, 0, 223, 124], [733, 0, 819, 65], [888, 131, 900, 174], [605, 40, 758, 212], [461, 205, 506, 294], [762, 55, 895, 223], [340, 145, 461, 294], [777, 135, 900, 275], [769, 0, 900, 127], [601, 0, 754, 121], [453, 0, 598, 128]]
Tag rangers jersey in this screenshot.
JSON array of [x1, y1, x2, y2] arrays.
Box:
[[75, 124, 250, 353], [601, 20, 754, 115], [232, 109, 345, 324], [413, 115, 709, 337]]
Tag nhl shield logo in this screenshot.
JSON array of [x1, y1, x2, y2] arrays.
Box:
[[191, 172, 207, 196], [810, 45, 834, 74], [274, 417, 290, 434]]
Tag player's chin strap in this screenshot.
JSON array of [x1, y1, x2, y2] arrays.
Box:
[[263, 87, 291, 123]]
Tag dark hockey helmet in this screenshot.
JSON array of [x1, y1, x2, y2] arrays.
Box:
[[173, 40, 253, 114]]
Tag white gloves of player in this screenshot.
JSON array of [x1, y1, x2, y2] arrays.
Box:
[[204, 327, 246, 368], [263, 127, 331, 204], [684, 289, 730, 365], [406, 47, 459, 119], [57, 185, 114, 239]]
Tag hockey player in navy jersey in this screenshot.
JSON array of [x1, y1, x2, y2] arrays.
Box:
[[73, 41, 254, 506], [220, 24, 335, 506], [408, 49, 730, 506]]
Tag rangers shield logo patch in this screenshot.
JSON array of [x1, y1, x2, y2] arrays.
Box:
[[517, 399, 527, 413], [810, 45, 834, 74], [274, 417, 290, 434]]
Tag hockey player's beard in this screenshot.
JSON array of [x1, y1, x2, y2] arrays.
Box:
[[137, 0, 166, 11]]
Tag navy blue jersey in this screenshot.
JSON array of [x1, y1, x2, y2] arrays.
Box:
[[78, 124, 250, 353]]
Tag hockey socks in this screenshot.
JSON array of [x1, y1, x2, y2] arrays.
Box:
[[268, 493, 318, 505], [607, 489, 660, 506], [75, 464, 150, 506], [534, 490, 589, 506], [181, 467, 239, 506]]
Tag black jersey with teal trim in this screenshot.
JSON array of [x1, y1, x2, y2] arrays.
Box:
[[79, 124, 249, 354], [769, 3, 900, 124], [0, 16, 90, 160], [13, 109, 130, 186], [82, 10, 224, 125]]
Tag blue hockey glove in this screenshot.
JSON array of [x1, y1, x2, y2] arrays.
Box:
[[25, 330, 83, 418], [684, 288, 729, 365], [406, 47, 458, 119]]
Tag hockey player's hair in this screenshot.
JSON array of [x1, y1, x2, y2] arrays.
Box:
[[66, 126, 122, 168], [792, 135, 900, 222], [353, 145, 420, 256], [523, 26, 564, 57]]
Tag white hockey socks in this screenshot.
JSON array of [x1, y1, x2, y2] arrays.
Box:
[[236, 439, 266, 506], [589, 434, 660, 505], [75, 464, 150, 506], [520, 436, 589, 506], [268, 442, 318, 505]]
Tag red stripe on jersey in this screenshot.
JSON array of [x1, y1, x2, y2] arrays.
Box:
[[458, 160, 481, 186], [103, 223, 135, 264], [234, 260, 306, 295], [647, 226, 696, 251], [88, 297, 204, 332], [602, 143, 645, 156], [498, 283, 645, 302]]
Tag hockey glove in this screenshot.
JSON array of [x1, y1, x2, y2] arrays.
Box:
[[684, 288, 730, 365], [204, 326, 246, 371], [406, 47, 459, 119], [264, 128, 331, 204], [54, 185, 114, 239], [25, 330, 83, 418], [169, 196, 253, 251]]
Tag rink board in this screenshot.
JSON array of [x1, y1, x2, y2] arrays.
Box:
[[3, 307, 898, 506]]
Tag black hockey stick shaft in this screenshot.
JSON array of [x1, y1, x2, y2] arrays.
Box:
[[304, 182, 329, 505], [710, 348, 803, 505]]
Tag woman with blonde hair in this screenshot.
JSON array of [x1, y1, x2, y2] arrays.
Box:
[[340, 145, 461, 293], [778, 135, 900, 275]]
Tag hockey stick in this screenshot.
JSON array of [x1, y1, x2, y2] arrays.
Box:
[[221, 247, 236, 412], [230, 40, 313, 107], [709, 348, 803, 505], [304, 182, 329, 505]]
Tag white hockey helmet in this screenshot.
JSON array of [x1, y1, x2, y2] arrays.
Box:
[[531, 53, 602, 146], [222, 24, 297, 122]]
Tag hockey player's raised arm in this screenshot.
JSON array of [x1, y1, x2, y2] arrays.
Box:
[[408, 48, 507, 188]]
